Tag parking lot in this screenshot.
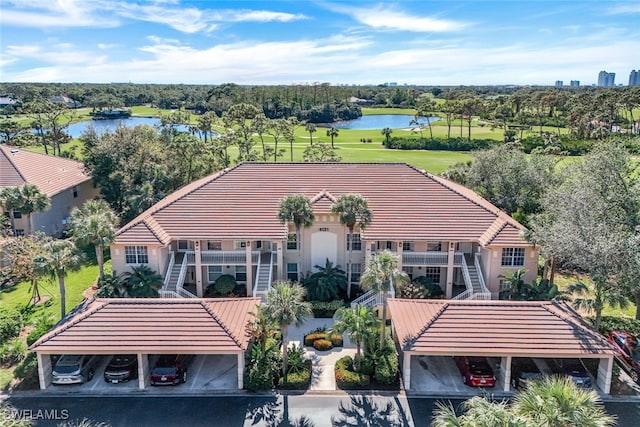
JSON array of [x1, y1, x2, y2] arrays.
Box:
[[410, 355, 504, 394], [45, 354, 238, 393]]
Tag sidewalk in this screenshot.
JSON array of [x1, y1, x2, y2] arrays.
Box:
[[289, 318, 356, 391]]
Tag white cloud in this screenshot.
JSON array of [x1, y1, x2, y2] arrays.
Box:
[[97, 43, 118, 50], [328, 3, 468, 32], [606, 4, 640, 14], [226, 10, 308, 23]]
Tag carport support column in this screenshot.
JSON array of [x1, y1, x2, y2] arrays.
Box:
[[37, 353, 52, 390], [501, 356, 512, 392], [446, 242, 456, 298], [138, 353, 149, 389], [195, 240, 203, 297], [246, 241, 253, 296], [597, 356, 613, 394], [397, 241, 403, 270], [237, 352, 245, 390], [277, 240, 284, 281], [403, 352, 411, 390]]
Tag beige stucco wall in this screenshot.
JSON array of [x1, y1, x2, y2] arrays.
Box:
[[111, 244, 168, 276], [481, 245, 539, 297]]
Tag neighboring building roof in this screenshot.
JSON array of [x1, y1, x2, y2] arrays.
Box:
[[0, 145, 92, 197], [115, 163, 528, 246], [30, 298, 260, 354], [388, 299, 614, 357], [0, 96, 17, 106]]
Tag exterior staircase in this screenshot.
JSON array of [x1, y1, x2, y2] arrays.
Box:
[[253, 252, 274, 301], [465, 254, 484, 295], [164, 252, 185, 294]]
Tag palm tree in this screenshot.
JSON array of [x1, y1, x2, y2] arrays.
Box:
[[95, 272, 128, 298], [121, 265, 163, 298], [513, 376, 616, 427], [360, 250, 409, 349], [331, 194, 372, 299], [69, 199, 119, 280], [304, 259, 347, 302], [38, 239, 83, 319], [305, 123, 317, 145], [326, 127, 339, 148], [19, 184, 50, 235], [332, 305, 379, 372], [432, 396, 526, 427], [277, 195, 315, 279], [380, 127, 392, 145], [0, 186, 22, 234], [416, 99, 436, 141], [263, 281, 312, 380]]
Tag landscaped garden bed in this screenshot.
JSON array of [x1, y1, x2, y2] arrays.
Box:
[[304, 329, 343, 351]]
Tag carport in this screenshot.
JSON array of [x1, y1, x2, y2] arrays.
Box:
[[388, 299, 616, 394], [30, 297, 260, 391]]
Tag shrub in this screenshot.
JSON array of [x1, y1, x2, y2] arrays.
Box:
[[313, 339, 333, 351], [384, 136, 497, 151], [245, 365, 275, 391], [335, 356, 370, 389], [309, 300, 345, 318], [304, 332, 328, 347], [359, 356, 375, 376], [374, 351, 399, 385], [598, 316, 640, 336], [286, 344, 307, 374], [0, 308, 24, 343], [26, 314, 55, 346], [214, 274, 237, 296], [330, 334, 343, 347], [14, 352, 37, 379], [279, 360, 312, 390], [0, 338, 27, 365]]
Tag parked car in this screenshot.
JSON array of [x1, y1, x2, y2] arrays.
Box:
[[454, 356, 496, 387], [551, 358, 592, 388], [511, 357, 544, 389], [607, 331, 640, 383], [104, 355, 138, 383], [150, 355, 193, 386], [51, 355, 98, 385]]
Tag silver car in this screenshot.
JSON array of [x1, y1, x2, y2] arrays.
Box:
[[51, 355, 98, 385]]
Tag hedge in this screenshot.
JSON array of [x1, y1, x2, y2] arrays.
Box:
[[278, 360, 312, 390], [313, 339, 333, 351], [310, 300, 345, 318], [304, 331, 343, 347], [374, 352, 400, 385], [335, 355, 370, 389], [597, 316, 640, 336], [383, 137, 497, 151], [0, 308, 24, 343]]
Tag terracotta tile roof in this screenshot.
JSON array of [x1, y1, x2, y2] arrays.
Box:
[[478, 216, 526, 246], [30, 298, 260, 354], [388, 299, 614, 357], [116, 163, 528, 246], [0, 145, 91, 196]]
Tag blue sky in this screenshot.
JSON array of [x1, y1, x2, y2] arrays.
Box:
[[1, 0, 639, 85]]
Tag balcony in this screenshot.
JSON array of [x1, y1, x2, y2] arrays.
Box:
[[402, 251, 463, 266], [185, 250, 260, 265]]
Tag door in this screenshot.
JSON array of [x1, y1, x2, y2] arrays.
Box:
[[310, 232, 337, 272]]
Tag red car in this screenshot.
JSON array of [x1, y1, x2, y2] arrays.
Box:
[[607, 331, 640, 383], [150, 355, 193, 386], [454, 356, 496, 387]]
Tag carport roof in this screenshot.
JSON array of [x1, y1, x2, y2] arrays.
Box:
[[30, 298, 260, 354], [388, 299, 615, 357]]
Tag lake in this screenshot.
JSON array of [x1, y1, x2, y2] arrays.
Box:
[[328, 114, 440, 130], [67, 117, 193, 138]]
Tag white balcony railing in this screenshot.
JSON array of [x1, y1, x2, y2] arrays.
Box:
[[474, 253, 491, 296], [402, 251, 464, 266], [185, 250, 260, 265]]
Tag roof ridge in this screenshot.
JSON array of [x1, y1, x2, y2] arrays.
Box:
[[29, 300, 107, 350], [141, 217, 166, 245], [407, 301, 448, 350], [483, 217, 508, 246], [541, 301, 603, 338], [200, 301, 244, 349], [0, 145, 28, 183], [310, 188, 337, 204]]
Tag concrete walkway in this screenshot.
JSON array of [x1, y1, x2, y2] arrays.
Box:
[[289, 318, 357, 391]]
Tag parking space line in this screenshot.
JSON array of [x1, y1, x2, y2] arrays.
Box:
[[190, 355, 206, 390]]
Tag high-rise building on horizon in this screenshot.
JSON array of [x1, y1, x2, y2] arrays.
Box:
[[570, 80, 580, 87], [630, 70, 640, 86], [555, 80, 563, 87], [598, 71, 616, 87]]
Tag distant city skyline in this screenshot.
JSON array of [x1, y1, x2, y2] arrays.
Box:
[[1, 1, 639, 85]]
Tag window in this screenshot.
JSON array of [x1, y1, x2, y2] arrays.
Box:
[[350, 263, 361, 283], [256, 241, 262, 249], [287, 263, 298, 281], [72, 186, 78, 198], [377, 241, 392, 250], [402, 241, 413, 252], [12, 210, 22, 219], [208, 266, 222, 283], [125, 246, 148, 264], [14, 229, 24, 237], [287, 233, 297, 250], [177, 240, 194, 251], [235, 240, 247, 250], [235, 265, 247, 282], [403, 266, 413, 280], [347, 233, 362, 251], [426, 241, 441, 252], [424, 267, 441, 284], [501, 248, 525, 266], [207, 240, 222, 250]]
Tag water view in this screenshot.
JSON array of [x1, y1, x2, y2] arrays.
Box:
[[329, 114, 440, 130], [67, 117, 192, 138]]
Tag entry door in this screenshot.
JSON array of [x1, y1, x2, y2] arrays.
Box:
[[310, 232, 337, 272]]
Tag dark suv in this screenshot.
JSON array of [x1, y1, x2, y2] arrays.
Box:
[[607, 331, 640, 383], [150, 355, 193, 386], [511, 357, 543, 389], [552, 358, 592, 388], [104, 355, 138, 383]]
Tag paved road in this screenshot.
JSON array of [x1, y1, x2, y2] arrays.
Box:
[[3, 394, 638, 427]]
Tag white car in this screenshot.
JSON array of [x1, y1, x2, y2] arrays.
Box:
[[52, 355, 98, 385]]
